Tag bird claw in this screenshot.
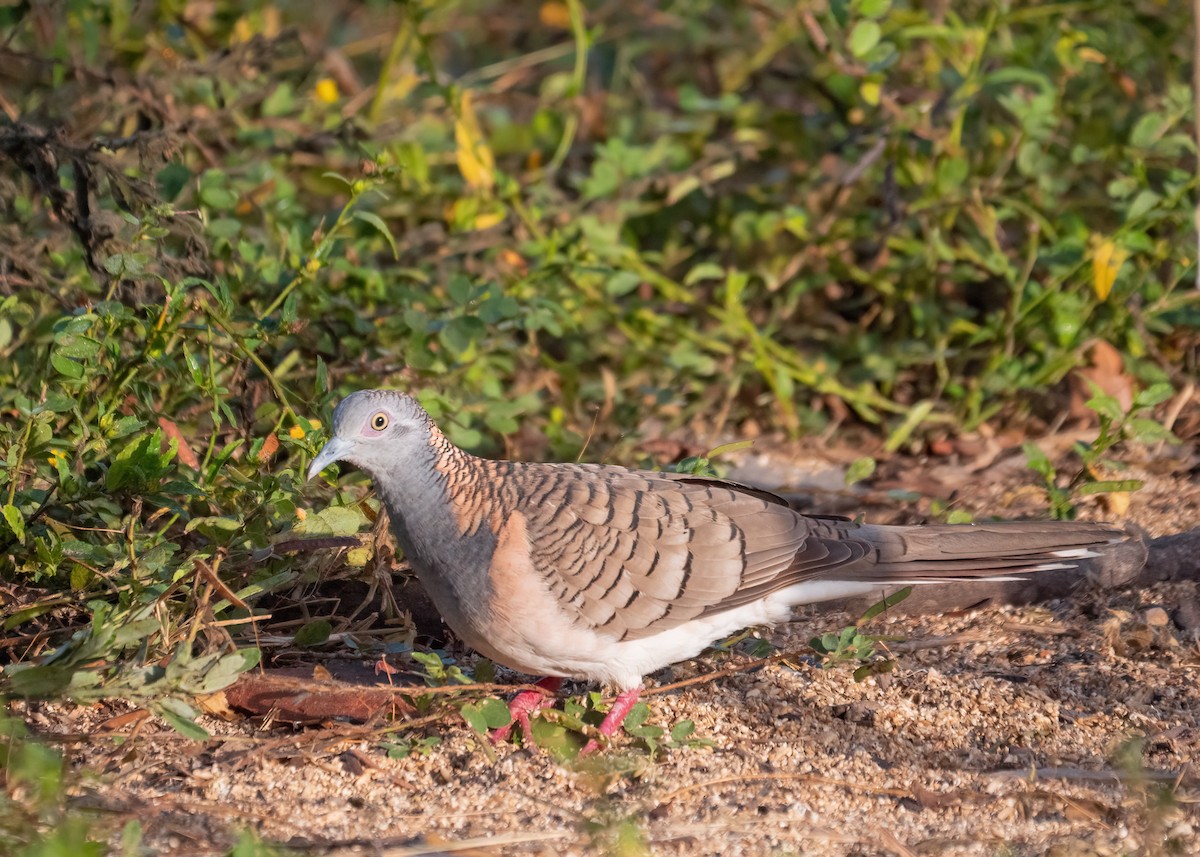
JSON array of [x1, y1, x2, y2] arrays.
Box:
[[489, 689, 549, 745], [489, 678, 564, 746], [579, 688, 641, 756], [489, 682, 642, 756]]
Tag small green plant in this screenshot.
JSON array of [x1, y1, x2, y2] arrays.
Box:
[[409, 650, 474, 686], [1023, 384, 1177, 520], [809, 588, 911, 681], [379, 735, 442, 760], [2, 604, 259, 740], [661, 440, 755, 477], [0, 710, 139, 856]]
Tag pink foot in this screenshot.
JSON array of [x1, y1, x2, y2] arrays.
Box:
[[580, 688, 641, 755], [490, 677, 564, 745]]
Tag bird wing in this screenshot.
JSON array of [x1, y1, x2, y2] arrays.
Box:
[[518, 465, 873, 641]]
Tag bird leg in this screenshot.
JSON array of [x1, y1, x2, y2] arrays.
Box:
[[580, 687, 641, 756], [490, 677, 564, 745]]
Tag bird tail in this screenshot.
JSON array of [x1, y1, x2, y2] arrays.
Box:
[[845, 520, 1128, 583]]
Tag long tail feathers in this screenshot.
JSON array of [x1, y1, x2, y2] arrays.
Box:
[[843, 520, 1127, 584]]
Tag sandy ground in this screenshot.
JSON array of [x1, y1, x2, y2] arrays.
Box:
[[9, 438, 1200, 856]]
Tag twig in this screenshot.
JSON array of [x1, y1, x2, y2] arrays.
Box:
[[644, 651, 797, 696]]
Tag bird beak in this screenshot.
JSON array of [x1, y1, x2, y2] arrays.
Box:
[[307, 436, 352, 481]]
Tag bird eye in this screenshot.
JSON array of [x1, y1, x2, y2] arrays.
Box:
[[370, 412, 389, 431]]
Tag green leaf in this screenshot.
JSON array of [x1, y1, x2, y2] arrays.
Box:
[[1129, 112, 1168, 148], [848, 21, 881, 57], [461, 703, 489, 734], [885, 400, 934, 452], [844, 456, 876, 485], [669, 720, 696, 743], [195, 648, 261, 694], [439, 316, 486, 356], [858, 586, 911, 623], [294, 620, 332, 648], [1, 503, 25, 544], [153, 699, 210, 741], [1126, 189, 1162, 222], [353, 210, 399, 259], [1127, 418, 1176, 444], [1022, 442, 1055, 480], [606, 271, 642, 296], [298, 506, 364, 537], [1134, 383, 1175, 409], [706, 440, 754, 459], [51, 352, 84, 379], [6, 664, 74, 697], [684, 263, 725, 285], [481, 696, 513, 729], [1076, 480, 1143, 495]]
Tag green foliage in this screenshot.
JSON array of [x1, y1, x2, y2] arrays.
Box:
[[525, 695, 708, 760], [810, 587, 910, 681], [3, 603, 260, 739], [1023, 384, 1178, 519], [661, 441, 755, 477], [409, 650, 473, 686], [0, 710, 138, 856]]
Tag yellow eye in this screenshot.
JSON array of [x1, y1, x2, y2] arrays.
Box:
[[370, 412, 389, 431]]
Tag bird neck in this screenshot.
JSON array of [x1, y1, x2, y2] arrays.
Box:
[[373, 432, 500, 596]]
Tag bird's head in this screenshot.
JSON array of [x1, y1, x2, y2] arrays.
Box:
[[307, 390, 434, 481]]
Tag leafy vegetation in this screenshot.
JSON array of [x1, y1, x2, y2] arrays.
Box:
[[0, 0, 1195, 829], [1024, 383, 1179, 519]]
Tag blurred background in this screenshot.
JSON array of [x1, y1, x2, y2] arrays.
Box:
[[3, 0, 1196, 459], [1, 4, 1199, 851]]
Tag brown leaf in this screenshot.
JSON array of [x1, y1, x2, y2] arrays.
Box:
[[257, 432, 280, 463], [223, 663, 417, 724], [196, 691, 237, 720], [158, 417, 200, 470], [1069, 340, 1134, 419], [99, 709, 151, 731]]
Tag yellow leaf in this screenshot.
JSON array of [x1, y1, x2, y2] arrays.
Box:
[[1100, 491, 1131, 516], [232, 16, 254, 43], [1091, 237, 1126, 301], [289, 425, 306, 439], [454, 91, 495, 191], [860, 80, 881, 106], [539, 1, 572, 28], [314, 78, 339, 104], [474, 210, 505, 231]]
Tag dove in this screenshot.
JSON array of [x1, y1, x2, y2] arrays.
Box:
[[308, 390, 1126, 750]]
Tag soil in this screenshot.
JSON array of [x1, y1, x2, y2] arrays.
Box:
[[9, 435, 1200, 856]]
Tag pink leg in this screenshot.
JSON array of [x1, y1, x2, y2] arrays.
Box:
[[490, 677, 564, 745], [580, 688, 641, 755]]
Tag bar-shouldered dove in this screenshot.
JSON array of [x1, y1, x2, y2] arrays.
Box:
[[308, 390, 1127, 750]]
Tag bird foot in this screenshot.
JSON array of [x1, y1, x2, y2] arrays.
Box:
[[580, 688, 641, 756], [490, 677, 564, 745]]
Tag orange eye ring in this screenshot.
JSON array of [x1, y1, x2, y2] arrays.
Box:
[[370, 412, 389, 431]]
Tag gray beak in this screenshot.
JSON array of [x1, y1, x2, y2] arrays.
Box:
[[307, 436, 353, 481]]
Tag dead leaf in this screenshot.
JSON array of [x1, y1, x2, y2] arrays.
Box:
[[1070, 340, 1134, 419], [158, 417, 200, 469], [223, 664, 417, 724], [1098, 490, 1131, 516], [196, 691, 237, 720], [258, 432, 279, 462], [99, 709, 152, 731]]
